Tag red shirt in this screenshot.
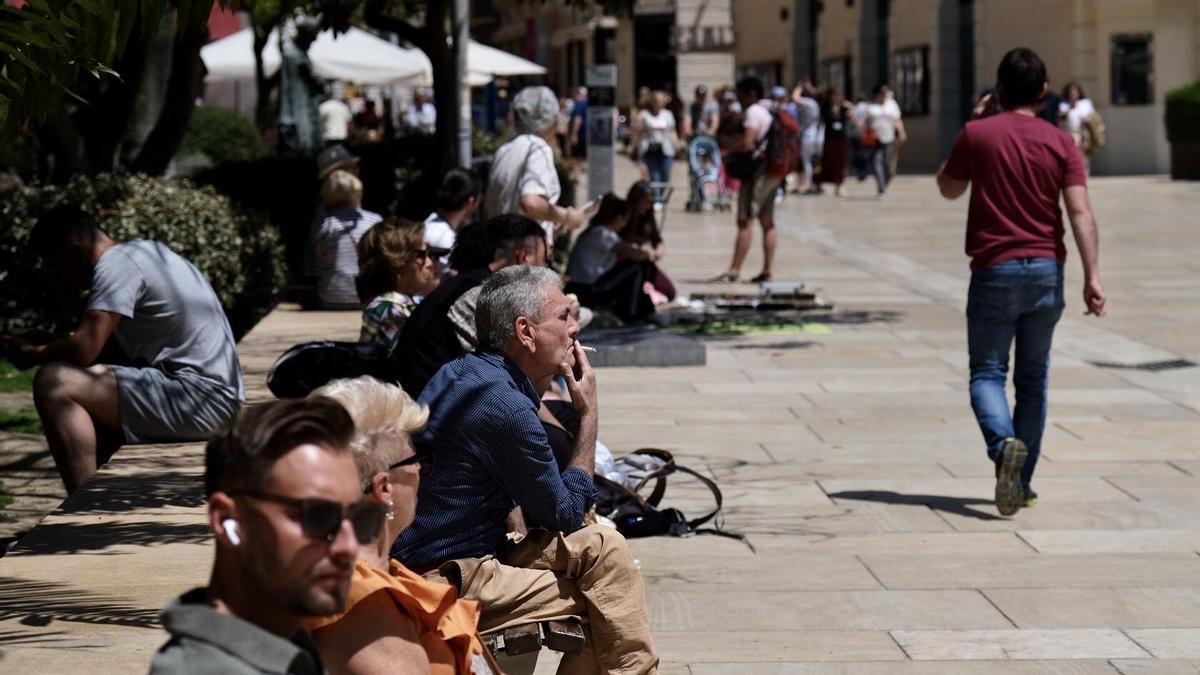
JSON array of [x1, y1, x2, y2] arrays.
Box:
[[942, 112, 1087, 271]]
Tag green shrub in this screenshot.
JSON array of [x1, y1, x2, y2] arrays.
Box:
[[177, 107, 268, 173], [1165, 82, 1200, 142], [0, 174, 285, 339]]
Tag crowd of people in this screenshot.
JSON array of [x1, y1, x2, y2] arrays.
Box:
[[3, 82, 675, 675], [319, 88, 441, 147], [0, 43, 1109, 674]]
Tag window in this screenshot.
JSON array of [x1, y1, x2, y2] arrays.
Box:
[[819, 56, 853, 97], [891, 46, 930, 115], [736, 62, 783, 90], [1111, 34, 1153, 106]]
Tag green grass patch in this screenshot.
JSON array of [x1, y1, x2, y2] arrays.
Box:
[[0, 407, 41, 434], [0, 359, 35, 394], [669, 320, 831, 337]]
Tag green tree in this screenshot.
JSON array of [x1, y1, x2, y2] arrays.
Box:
[[0, 1, 233, 179], [0, 0, 631, 181]]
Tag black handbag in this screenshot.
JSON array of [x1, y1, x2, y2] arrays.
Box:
[[724, 150, 763, 181]]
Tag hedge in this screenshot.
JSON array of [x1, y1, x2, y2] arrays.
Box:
[[0, 173, 285, 340], [175, 107, 269, 175], [1165, 81, 1200, 143]]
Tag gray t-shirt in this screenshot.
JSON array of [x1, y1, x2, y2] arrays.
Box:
[[88, 240, 244, 404], [484, 134, 560, 242], [566, 226, 622, 285]]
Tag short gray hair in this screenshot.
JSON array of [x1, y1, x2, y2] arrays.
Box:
[[512, 86, 559, 134], [476, 265, 562, 351]]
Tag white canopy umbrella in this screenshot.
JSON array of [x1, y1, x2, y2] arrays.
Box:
[[467, 41, 546, 82], [200, 26, 428, 85], [201, 26, 545, 88]]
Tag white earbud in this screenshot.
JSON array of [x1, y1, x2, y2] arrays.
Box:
[[222, 518, 241, 546]]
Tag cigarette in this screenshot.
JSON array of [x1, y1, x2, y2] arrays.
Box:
[[578, 344, 597, 353]]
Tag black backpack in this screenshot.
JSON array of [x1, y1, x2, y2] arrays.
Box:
[[594, 448, 750, 549], [266, 340, 401, 398]]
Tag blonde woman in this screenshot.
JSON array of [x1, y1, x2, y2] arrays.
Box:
[[629, 91, 680, 183], [314, 170, 383, 309], [307, 377, 498, 675]]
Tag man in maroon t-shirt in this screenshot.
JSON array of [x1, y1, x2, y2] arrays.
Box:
[[937, 48, 1106, 516]]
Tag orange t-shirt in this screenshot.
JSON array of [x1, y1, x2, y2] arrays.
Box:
[[307, 559, 491, 674]]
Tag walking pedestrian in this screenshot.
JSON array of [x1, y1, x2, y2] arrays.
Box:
[[629, 91, 680, 184], [866, 84, 905, 195], [937, 47, 1106, 516], [818, 86, 852, 196], [684, 85, 720, 140], [791, 83, 822, 194]]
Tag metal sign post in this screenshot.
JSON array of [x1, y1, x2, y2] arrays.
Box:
[[586, 64, 617, 200]]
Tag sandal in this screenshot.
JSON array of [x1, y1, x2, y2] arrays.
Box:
[[708, 273, 738, 283], [750, 272, 773, 283]]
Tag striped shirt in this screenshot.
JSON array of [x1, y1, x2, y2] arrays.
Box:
[[392, 350, 596, 567], [313, 206, 383, 307]]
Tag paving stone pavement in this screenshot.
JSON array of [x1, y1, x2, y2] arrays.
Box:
[[1, 163, 1198, 673]]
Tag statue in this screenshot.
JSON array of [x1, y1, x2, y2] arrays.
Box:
[[278, 20, 323, 155]]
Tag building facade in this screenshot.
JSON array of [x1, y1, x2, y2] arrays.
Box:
[[785, 0, 1200, 174], [483, 0, 1198, 175], [484, 0, 736, 109]]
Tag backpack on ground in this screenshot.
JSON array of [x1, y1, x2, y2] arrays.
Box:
[[267, 340, 401, 398], [594, 448, 751, 549], [765, 107, 802, 177]]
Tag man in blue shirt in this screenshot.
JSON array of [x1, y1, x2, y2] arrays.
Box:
[[393, 265, 659, 674]]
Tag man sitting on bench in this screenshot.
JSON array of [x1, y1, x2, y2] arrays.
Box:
[[3, 206, 244, 493], [392, 266, 659, 674]]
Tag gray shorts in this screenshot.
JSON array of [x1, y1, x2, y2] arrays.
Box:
[[737, 167, 783, 222], [111, 366, 242, 444]]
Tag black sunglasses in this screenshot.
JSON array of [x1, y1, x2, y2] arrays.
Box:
[[411, 249, 430, 261], [235, 491, 386, 545], [362, 449, 434, 494], [387, 448, 432, 472]]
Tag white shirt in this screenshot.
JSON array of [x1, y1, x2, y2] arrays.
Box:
[[424, 211, 456, 278], [1059, 98, 1096, 133], [319, 99, 353, 142], [406, 103, 437, 134], [867, 99, 902, 144], [638, 109, 678, 157], [744, 100, 775, 146], [484, 134, 560, 242]]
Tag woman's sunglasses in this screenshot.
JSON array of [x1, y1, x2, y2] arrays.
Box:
[[362, 449, 434, 494], [235, 491, 386, 544], [386, 448, 432, 472]]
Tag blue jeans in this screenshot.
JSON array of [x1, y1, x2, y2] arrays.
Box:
[[871, 142, 893, 193], [967, 257, 1065, 487], [642, 152, 673, 183]]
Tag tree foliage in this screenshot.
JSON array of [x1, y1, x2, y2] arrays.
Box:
[[0, 0, 221, 131]]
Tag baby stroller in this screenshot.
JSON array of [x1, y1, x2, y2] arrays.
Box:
[[685, 136, 729, 212]]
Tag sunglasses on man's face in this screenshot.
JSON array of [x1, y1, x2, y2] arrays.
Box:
[[410, 249, 430, 262], [235, 492, 386, 545]]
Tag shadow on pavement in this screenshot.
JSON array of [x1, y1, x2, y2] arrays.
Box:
[[15, 520, 211, 555], [828, 490, 1003, 522], [65, 471, 205, 514], [0, 577, 160, 632]]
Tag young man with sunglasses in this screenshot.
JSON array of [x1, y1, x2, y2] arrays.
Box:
[[151, 398, 387, 674]]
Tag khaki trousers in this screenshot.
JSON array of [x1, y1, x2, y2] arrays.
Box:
[[430, 525, 659, 675]]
